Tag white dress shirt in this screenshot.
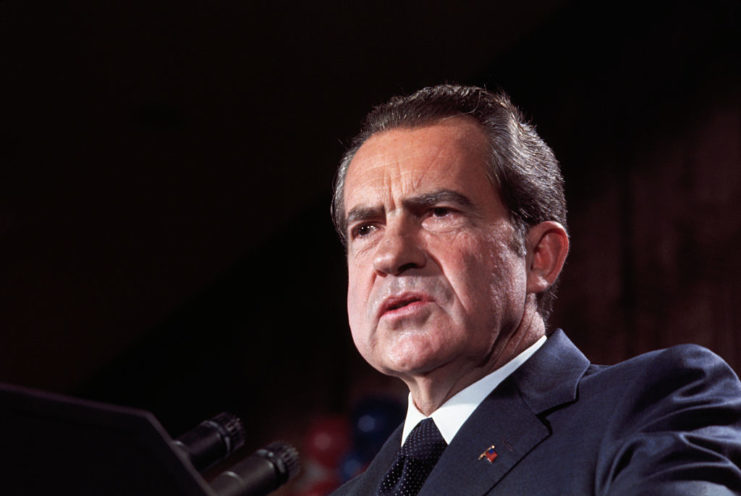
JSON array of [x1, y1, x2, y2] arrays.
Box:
[[401, 335, 546, 445]]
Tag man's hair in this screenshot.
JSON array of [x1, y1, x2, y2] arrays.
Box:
[[331, 84, 567, 321]]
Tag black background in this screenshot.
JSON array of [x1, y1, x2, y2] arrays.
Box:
[[2, 0, 739, 453]]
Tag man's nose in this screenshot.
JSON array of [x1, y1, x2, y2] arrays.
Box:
[[372, 221, 426, 276]]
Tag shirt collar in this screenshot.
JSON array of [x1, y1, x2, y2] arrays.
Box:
[[401, 335, 546, 445]]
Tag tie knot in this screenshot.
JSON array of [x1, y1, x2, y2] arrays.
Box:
[[400, 418, 447, 461]]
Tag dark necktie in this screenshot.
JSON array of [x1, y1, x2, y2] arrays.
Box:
[[377, 418, 447, 496]]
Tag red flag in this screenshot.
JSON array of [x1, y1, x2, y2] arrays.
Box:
[[478, 445, 498, 463]]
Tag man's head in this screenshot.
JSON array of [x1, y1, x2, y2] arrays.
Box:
[[333, 84, 567, 321], [334, 85, 569, 411]]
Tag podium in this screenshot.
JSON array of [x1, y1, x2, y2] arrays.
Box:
[[0, 382, 217, 495]]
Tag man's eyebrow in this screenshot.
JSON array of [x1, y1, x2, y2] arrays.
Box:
[[345, 205, 384, 226], [403, 189, 473, 209], [344, 189, 473, 227]]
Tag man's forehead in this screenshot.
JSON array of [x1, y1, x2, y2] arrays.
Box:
[[343, 118, 491, 208], [353, 116, 486, 163]]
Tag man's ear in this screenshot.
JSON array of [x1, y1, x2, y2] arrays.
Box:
[[525, 221, 569, 294]]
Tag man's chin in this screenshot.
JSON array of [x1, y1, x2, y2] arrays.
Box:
[[377, 354, 447, 380]]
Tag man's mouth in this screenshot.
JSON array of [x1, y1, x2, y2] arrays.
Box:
[[379, 293, 430, 317]]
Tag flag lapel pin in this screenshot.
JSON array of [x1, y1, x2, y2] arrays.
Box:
[[478, 445, 498, 463]]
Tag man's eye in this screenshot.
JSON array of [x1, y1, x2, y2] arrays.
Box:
[[432, 207, 451, 217], [354, 224, 376, 238]]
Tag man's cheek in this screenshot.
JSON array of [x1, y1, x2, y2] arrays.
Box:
[[347, 293, 369, 339]]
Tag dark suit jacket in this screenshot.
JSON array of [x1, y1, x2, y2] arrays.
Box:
[[331, 329, 741, 495]]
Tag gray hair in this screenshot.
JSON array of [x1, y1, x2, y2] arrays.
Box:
[[331, 84, 567, 321]]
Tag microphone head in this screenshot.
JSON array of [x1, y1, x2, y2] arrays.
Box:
[[209, 412, 247, 454], [257, 442, 301, 483], [174, 412, 247, 473], [209, 441, 301, 496]]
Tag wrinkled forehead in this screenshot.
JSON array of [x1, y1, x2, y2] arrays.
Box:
[[343, 117, 493, 211]]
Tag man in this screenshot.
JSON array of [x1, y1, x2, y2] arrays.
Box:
[[329, 84, 741, 495]]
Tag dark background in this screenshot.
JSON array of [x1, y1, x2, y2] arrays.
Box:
[[1, 0, 739, 475]]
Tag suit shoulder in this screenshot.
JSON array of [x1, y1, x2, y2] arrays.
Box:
[[642, 343, 735, 372], [585, 345, 741, 493], [578, 344, 741, 430], [579, 343, 741, 438], [585, 343, 740, 388]]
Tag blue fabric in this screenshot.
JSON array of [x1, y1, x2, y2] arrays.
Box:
[[331, 329, 741, 495]]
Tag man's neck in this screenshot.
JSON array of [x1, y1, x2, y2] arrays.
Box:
[[402, 334, 547, 445], [404, 310, 545, 416]]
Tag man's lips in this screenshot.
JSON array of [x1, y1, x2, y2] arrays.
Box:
[[378, 292, 432, 318]]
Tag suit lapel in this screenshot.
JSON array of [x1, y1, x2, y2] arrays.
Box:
[[418, 378, 549, 496], [418, 330, 590, 496], [339, 424, 402, 494]]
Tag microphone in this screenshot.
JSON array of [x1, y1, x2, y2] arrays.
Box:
[[209, 442, 300, 496], [173, 412, 246, 472]]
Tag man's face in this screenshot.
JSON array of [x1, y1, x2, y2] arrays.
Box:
[[343, 117, 530, 383]]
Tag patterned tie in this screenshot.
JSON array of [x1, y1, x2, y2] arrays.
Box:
[[377, 418, 447, 496]]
